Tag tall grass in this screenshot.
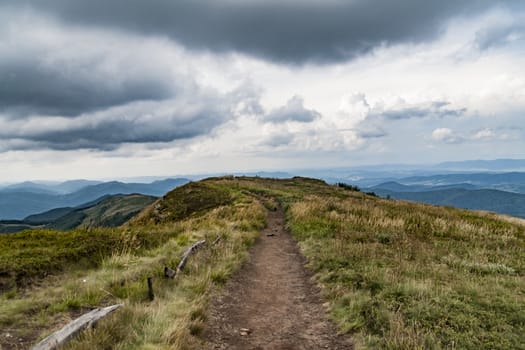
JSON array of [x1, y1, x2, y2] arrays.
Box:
[[287, 193, 525, 349], [0, 187, 265, 349], [2, 176, 524, 349]]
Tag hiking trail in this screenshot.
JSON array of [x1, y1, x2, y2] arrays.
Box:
[[203, 206, 352, 349]]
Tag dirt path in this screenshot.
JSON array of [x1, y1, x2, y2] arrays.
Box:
[[202, 207, 352, 349]]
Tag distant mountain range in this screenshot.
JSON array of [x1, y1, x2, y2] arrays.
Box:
[[2, 158, 525, 222], [0, 178, 189, 220], [0, 193, 157, 233], [2, 180, 103, 195], [369, 182, 525, 219], [290, 159, 525, 187], [392, 173, 525, 194]]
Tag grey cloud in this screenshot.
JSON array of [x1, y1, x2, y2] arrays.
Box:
[[261, 132, 295, 148], [264, 96, 320, 123], [343, 93, 467, 121], [356, 127, 388, 139], [6, 0, 520, 64], [475, 23, 525, 51], [339, 94, 468, 142], [0, 10, 186, 117], [0, 60, 174, 117], [0, 8, 252, 151], [372, 101, 467, 120], [0, 96, 236, 151]]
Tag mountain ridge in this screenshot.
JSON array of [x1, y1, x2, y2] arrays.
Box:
[[0, 178, 189, 220]]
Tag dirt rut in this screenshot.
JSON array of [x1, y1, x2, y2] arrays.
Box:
[[202, 207, 352, 349]]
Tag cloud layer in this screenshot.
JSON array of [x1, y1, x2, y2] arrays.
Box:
[[0, 1, 524, 180], [7, 0, 523, 64]]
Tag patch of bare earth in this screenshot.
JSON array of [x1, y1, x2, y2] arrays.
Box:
[[202, 207, 352, 349]]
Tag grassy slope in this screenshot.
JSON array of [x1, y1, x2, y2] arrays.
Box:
[[0, 194, 158, 233], [51, 193, 158, 230], [221, 177, 525, 350], [0, 181, 265, 349], [1, 177, 524, 349]]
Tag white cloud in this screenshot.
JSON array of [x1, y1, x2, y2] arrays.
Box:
[[432, 128, 463, 144], [472, 128, 495, 140]]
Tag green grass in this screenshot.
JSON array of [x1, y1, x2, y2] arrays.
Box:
[[201, 177, 525, 349], [134, 181, 233, 225], [0, 180, 264, 349], [50, 194, 157, 230], [286, 194, 525, 349], [1, 176, 524, 349]]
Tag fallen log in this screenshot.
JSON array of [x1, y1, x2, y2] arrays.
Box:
[[31, 304, 123, 350], [165, 239, 206, 279]]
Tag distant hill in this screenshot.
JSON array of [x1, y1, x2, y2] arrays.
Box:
[[24, 207, 78, 224], [49, 194, 157, 230], [371, 181, 479, 192], [396, 172, 525, 194], [2, 182, 59, 195], [1, 180, 103, 195], [0, 178, 189, 219], [0, 193, 157, 233], [434, 158, 525, 171], [372, 188, 525, 218]]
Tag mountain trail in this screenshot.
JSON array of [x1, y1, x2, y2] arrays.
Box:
[[202, 206, 352, 349]]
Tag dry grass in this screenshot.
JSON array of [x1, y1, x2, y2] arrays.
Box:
[[2, 176, 524, 350], [0, 186, 265, 349], [287, 193, 525, 349]]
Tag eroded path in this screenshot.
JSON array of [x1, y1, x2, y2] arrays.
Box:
[[203, 207, 352, 349]]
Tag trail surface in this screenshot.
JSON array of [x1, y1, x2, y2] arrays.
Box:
[[203, 207, 352, 349]]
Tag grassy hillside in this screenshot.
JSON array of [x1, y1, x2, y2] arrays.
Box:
[[0, 194, 157, 233], [0, 177, 524, 349], [50, 193, 157, 230], [208, 177, 525, 349], [0, 178, 189, 220], [0, 180, 265, 349]]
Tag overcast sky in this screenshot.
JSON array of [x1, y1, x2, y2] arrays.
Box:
[[1, 0, 524, 181]]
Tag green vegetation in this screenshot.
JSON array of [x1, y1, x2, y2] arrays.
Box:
[[134, 181, 233, 225], [51, 194, 157, 230], [0, 180, 264, 349], [0, 194, 157, 233], [1, 176, 524, 349], [201, 177, 525, 349]]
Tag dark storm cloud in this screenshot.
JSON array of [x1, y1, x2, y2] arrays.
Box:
[[264, 96, 320, 123], [0, 60, 174, 117], [0, 8, 184, 118], [6, 0, 520, 64], [0, 6, 250, 151]]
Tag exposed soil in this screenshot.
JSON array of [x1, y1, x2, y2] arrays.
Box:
[[202, 207, 352, 349]]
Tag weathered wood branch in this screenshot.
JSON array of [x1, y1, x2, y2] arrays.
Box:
[[164, 239, 206, 279], [212, 236, 221, 245], [31, 304, 123, 350], [177, 239, 206, 273]]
